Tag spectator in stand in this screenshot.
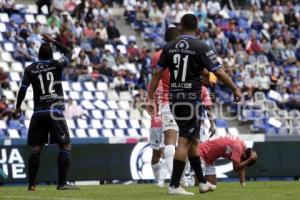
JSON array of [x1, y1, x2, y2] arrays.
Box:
[[272, 6, 285, 24], [27, 41, 38, 62], [115, 49, 128, 65], [14, 41, 33, 64], [98, 59, 114, 77], [257, 69, 271, 93], [127, 41, 140, 63], [95, 22, 108, 42], [46, 21, 60, 38], [73, 20, 83, 40], [113, 73, 126, 92], [47, 11, 61, 27], [76, 50, 92, 82], [0, 96, 12, 119], [89, 48, 101, 70], [56, 25, 74, 48], [245, 70, 259, 92], [106, 20, 121, 42], [0, 67, 9, 90], [84, 22, 96, 39], [149, 3, 163, 27], [102, 50, 116, 68], [64, 99, 87, 119], [91, 29, 106, 49]]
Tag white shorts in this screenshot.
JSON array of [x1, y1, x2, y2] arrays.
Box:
[[150, 127, 165, 150], [161, 104, 179, 132], [200, 157, 216, 176]]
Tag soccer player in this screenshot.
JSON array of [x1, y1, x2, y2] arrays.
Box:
[[149, 81, 168, 187], [147, 14, 242, 195], [198, 134, 257, 187], [150, 26, 180, 180], [14, 34, 77, 191]]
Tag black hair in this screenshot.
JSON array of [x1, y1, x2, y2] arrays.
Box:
[[165, 27, 179, 43], [180, 14, 198, 31], [243, 148, 257, 167], [38, 43, 53, 60]]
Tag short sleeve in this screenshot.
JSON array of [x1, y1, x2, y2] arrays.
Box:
[[20, 68, 31, 91], [199, 43, 221, 72], [230, 144, 243, 163], [156, 48, 169, 70], [56, 55, 69, 69]]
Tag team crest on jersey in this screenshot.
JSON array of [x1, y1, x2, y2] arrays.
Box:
[[37, 64, 44, 69], [225, 146, 232, 155], [175, 40, 190, 49]]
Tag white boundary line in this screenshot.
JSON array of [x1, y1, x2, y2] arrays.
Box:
[[1, 196, 96, 200]]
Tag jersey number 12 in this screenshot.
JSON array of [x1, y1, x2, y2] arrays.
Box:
[[38, 72, 55, 94], [173, 54, 188, 82]]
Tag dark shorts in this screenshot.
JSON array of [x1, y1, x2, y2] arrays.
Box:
[[170, 101, 202, 139], [28, 110, 70, 146]]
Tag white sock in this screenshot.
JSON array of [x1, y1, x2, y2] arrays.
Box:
[[159, 161, 168, 180], [152, 163, 161, 180], [164, 145, 175, 175]]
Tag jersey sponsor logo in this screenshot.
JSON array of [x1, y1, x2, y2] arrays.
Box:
[[175, 40, 190, 50], [40, 93, 58, 100]]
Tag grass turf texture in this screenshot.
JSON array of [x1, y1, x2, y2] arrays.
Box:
[[0, 181, 299, 200]]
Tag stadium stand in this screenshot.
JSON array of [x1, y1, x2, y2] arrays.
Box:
[[0, 0, 299, 140]]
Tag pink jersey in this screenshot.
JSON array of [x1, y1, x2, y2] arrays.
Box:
[[147, 82, 163, 128], [151, 50, 170, 104], [201, 86, 212, 107], [199, 135, 246, 165]]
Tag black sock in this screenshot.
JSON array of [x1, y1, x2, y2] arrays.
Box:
[[170, 159, 186, 188], [57, 149, 71, 186], [189, 156, 206, 184], [28, 151, 41, 186]]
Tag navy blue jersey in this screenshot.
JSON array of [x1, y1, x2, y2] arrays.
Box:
[[21, 56, 69, 111], [157, 35, 221, 101]]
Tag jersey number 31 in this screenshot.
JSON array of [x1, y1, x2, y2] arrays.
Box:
[[173, 54, 188, 82]]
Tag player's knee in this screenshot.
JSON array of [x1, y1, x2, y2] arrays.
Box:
[[32, 146, 43, 153], [59, 142, 71, 151], [151, 151, 162, 164]]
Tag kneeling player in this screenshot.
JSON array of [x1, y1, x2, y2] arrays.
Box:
[[198, 134, 257, 187]]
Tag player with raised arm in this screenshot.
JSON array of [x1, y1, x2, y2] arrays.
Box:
[[14, 34, 77, 191], [198, 135, 257, 187], [147, 14, 242, 195]]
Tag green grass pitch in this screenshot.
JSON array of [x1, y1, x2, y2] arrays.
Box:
[[0, 181, 299, 200]]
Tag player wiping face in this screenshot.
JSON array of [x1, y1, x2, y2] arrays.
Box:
[[15, 34, 78, 191]]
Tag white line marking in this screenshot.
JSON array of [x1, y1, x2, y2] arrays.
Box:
[[1, 196, 96, 200]]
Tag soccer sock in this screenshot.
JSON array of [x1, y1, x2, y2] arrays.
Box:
[[28, 151, 41, 186], [57, 149, 71, 186], [159, 162, 168, 180], [169, 159, 186, 188], [189, 156, 206, 184], [152, 163, 161, 180], [181, 159, 190, 181], [164, 145, 175, 175]]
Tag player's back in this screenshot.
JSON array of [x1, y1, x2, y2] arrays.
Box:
[[24, 59, 66, 111], [199, 135, 245, 164], [159, 35, 220, 102]]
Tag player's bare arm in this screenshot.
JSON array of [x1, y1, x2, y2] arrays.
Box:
[[41, 34, 72, 61], [147, 68, 163, 116], [233, 151, 257, 171], [238, 168, 246, 187], [213, 68, 242, 102]]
